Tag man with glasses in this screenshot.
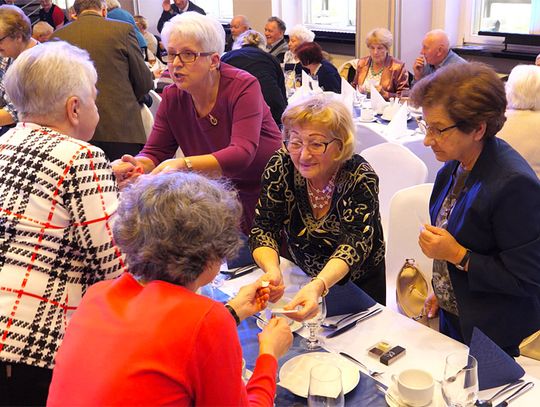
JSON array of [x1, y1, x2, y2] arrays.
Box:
[[54, 0, 153, 161]]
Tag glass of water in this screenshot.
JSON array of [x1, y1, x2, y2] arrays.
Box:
[[308, 364, 344, 407], [442, 352, 478, 407]]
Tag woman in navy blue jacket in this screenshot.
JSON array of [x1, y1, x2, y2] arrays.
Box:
[[411, 62, 540, 356]]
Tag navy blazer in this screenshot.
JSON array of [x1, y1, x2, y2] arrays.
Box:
[[430, 137, 540, 350]]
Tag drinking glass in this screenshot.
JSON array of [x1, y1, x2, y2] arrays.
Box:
[[442, 352, 478, 407], [308, 364, 344, 407], [301, 297, 327, 351]]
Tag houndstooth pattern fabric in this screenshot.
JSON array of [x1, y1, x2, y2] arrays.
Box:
[[0, 122, 126, 368]]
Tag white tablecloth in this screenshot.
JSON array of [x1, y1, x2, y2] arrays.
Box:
[[221, 258, 540, 406], [355, 120, 443, 183]]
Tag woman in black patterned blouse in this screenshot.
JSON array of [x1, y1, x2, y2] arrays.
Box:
[[249, 95, 385, 320]]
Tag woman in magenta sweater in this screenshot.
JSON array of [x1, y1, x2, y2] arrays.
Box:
[[47, 172, 292, 406], [112, 12, 282, 233]]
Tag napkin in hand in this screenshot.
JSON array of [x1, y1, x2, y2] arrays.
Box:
[[385, 102, 409, 139], [340, 77, 355, 114], [370, 83, 387, 114], [325, 280, 376, 317], [469, 327, 525, 390]]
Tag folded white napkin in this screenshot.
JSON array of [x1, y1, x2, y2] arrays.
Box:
[[385, 102, 409, 139], [340, 77, 355, 115], [278, 357, 342, 398], [370, 84, 388, 114]]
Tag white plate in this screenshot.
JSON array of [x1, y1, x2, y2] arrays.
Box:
[[385, 382, 444, 407], [278, 352, 360, 398], [256, 317, 303, 333], [380, 112, 413, 122]]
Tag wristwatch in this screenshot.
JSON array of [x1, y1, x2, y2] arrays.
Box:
[[455, 249, 471, 271]]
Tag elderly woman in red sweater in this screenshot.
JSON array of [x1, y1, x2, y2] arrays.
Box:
[[48, 172, 292, 406]]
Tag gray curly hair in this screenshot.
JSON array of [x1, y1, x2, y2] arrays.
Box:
[[113, 172, 243, 286]]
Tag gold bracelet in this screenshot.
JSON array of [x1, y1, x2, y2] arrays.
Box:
[[311, 276, 329, 297], [183, 157, 193, 171]]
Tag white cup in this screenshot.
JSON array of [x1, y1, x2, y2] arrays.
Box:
[[392, 369, 434, 407], [360, 108, 374, 121]]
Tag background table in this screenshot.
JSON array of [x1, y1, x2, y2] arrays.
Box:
[[354, 119, 443, 183]]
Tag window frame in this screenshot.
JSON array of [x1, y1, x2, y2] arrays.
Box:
[[461, 0, 534, 45], [302, 0, 356, 34]]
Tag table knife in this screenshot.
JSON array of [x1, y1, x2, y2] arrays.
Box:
[[221, 264, 258, 279], [326, 307, 382, 338], [493, 381, 534, 407]]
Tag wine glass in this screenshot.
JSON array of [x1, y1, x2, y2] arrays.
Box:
[[308, 364, 344, 407], [301, 296, 327, 351], [442, 352, 478, 407]]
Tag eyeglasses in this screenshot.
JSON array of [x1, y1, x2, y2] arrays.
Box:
[[416, 118, 461, 138], [284, 138, 338, 155], [0, 33, 12, 43], [161, 50, 214, 64]]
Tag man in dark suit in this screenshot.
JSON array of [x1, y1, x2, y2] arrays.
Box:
[[157, 0, 205, 33], [54, 0, 153, 161]]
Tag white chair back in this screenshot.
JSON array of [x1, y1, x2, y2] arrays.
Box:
[[385, 183, 434, 313], [140, 104, 154, 140], [360, 142, 428, 234], [149, 90, 162, 118]]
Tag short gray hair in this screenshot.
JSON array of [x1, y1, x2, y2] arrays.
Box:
[[0, 5, 31, 42], [505, 64, 540, 111], [162, 12, 225, 55], [113, 172, 242, 286], [288, 24, 315, 44], [5, 41, 97, 121], [73, 0, 104, 14]]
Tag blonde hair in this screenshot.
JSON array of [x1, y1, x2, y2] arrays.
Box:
[[282, 94, 355, 162], [365, 28, 393, 50]]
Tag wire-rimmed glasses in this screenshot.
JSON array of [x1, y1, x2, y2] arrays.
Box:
[[284, 139, 338, 155], [416, 118, 461, 138]]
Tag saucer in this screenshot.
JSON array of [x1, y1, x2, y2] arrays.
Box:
[[256, 316, 303, 333], [356, 117, 377, 123], [385, 383, 444, 407]]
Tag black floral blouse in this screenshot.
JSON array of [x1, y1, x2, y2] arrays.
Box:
[[249, 149, 385, 285]]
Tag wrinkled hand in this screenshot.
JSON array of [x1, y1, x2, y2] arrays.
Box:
[[413, 56, 425, 80], [259, 268, 285, 303], [423, 293, 439, 319], [283, 282, 321, 322], [111, 154, 144, 189], [162, 0, 171, 12], [227, 281, 270, 321], [418, 224, 463, 263], [258, 317, 293, 360], [151, 158, 186, 175]]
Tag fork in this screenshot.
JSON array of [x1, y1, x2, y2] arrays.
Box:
[[339, 351, 384, 377], [321, 310, 367, 329]]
